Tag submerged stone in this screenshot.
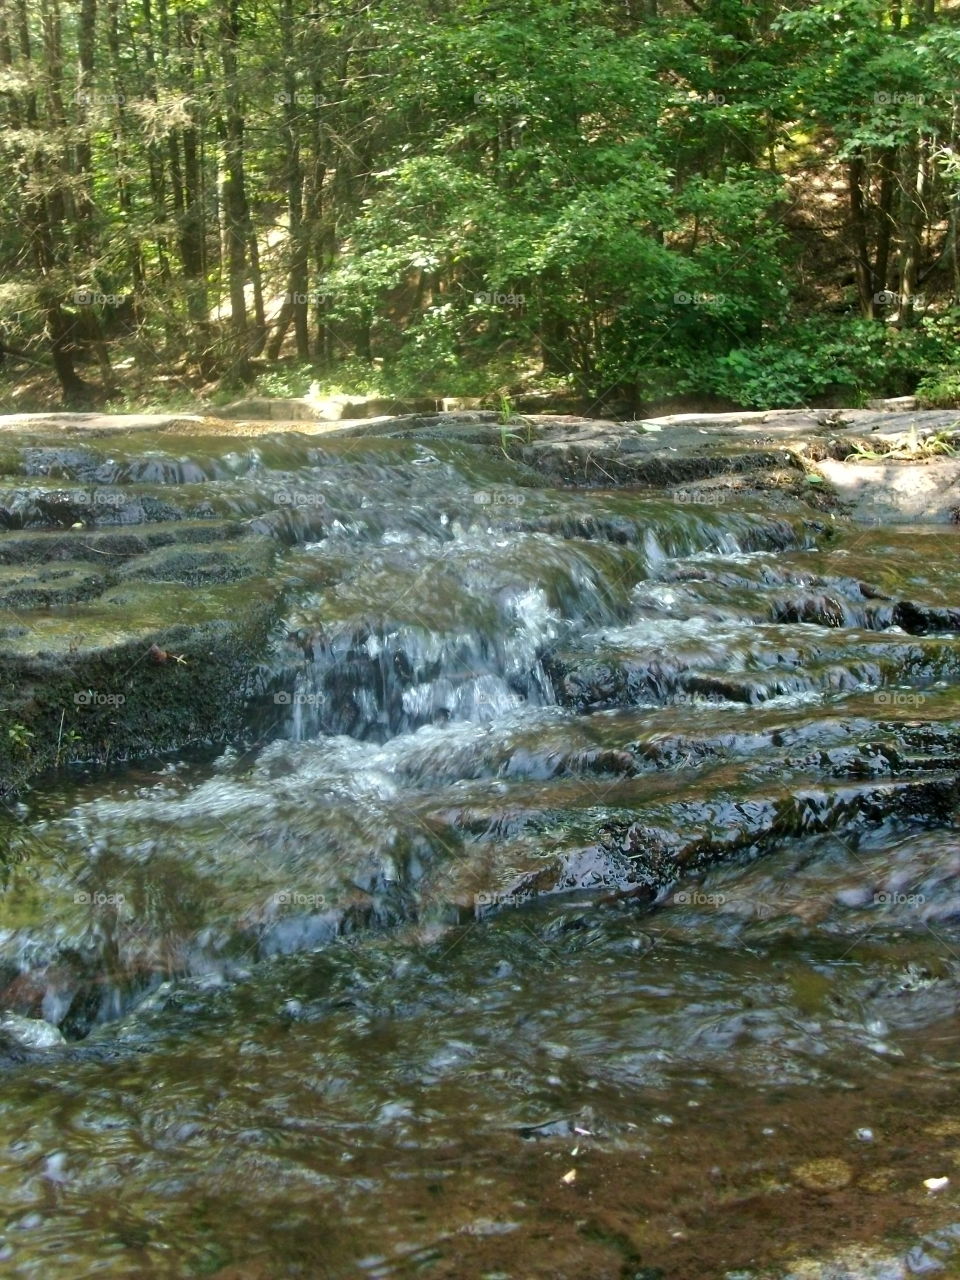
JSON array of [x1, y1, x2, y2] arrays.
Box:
[[791, 1158, 855, 1193]]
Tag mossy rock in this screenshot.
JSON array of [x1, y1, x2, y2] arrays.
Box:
[[0, 576, 285, 796], [116, 538, 276, 586]]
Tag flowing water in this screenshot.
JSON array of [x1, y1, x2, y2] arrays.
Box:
[[2, 428, 960, 1278]]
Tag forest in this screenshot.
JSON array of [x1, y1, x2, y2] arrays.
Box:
[[1, 0, 960, 412]]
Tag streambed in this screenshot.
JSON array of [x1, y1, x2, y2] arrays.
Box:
[[1, 416, 959, 1277]]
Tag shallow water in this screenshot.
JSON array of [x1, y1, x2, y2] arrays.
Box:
[[2, 431, 960, 1277]]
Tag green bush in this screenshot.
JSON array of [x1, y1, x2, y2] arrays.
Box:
[[254, 364, 318, 399], [916, 370, 960, 408], [667, 315, 957, 409], [247, 311, 957, 413]]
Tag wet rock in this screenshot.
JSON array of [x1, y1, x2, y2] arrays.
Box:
[[0, 576, 281, 796], [0, 519, 249, 566], [903, 1245, 946, 1273], [116, 538, 275, 586], [0, 562, 108, 608], [893, 601, 960, 634], [0, 1013, 66, 1050], [781, 1250, 907, 1279]]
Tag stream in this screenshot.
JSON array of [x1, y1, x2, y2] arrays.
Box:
[[2, 424, 960, 1278]]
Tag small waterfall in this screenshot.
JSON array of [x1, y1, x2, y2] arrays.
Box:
[[275, 499, 812, 742]]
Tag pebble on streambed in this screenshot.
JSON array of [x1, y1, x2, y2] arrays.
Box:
[[924, 1176, 950, 1193], [791, 1158, 854, 1193]]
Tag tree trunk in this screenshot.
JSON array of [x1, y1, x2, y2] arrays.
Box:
[[36, 0, 91, 403], [248, 229, 267, 355], [219, 0, 252, 379], [874, 147, 897, 299], [106, 0, 144, 302], [897, 138, 926, 327], [75, 0, 96, 205], [847, 154, 875, 319], [266, 300, 294, 362], [280, 0, 310, 361]]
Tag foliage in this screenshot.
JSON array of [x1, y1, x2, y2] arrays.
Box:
[[1, 0, 959, 410], [845, 427, 958, 460], [666, 316, 958, 408], [7, 724, 34, 756], [916, 371, 960, 409]]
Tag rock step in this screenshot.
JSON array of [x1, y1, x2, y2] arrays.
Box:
[[0, 539, 276, 611], [0, 575, 284, 796], [426, 772, 960, 917], [546, 623, 960, 713], [2, 759, 955, 1037], [0, 519, 250, 564]]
